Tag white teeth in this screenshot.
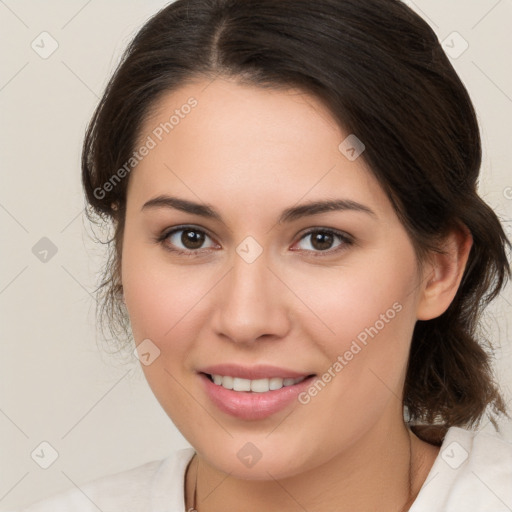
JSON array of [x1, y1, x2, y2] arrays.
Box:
[[233, 377, 251, 392], [222, 375, 234, 390], [251, 378, 270, 393], [210, 374, 306, 392], [269, 377, 284, 390]]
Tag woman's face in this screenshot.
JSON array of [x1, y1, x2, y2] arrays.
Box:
[[122, 77, 427, 479]]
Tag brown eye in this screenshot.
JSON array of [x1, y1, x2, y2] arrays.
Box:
[[180, 229, 206, 249], [161, 227, 217, 253], [294, 229, 353, 255], [309, 231, 335, 251]]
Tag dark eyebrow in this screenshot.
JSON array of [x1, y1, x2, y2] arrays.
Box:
[[142, 195, 222, 221], [141, 195, 376, 223], [279, 198, 376, 223]]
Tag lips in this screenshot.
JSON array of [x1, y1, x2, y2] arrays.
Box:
[[197, 363, 316, 420]]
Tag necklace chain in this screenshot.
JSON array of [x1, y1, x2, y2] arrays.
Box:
[[187, 430, 414, 512]]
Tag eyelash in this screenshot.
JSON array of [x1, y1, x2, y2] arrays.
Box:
[[155, 225, 354, 258]]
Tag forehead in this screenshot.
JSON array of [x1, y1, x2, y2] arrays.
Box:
[[137, 77, 342, 163], [128, 78, 390, 218]]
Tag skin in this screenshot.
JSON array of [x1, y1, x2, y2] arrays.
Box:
[[121, 77, 472, 511]]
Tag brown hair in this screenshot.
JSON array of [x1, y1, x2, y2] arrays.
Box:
[[81, 0, 510, 445]]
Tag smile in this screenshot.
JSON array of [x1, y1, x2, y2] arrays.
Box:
[[207, 374, 307, 392], [199, 367, 317, 420]]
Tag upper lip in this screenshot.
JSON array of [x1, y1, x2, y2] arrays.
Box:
[[198, 364, 314, 380]]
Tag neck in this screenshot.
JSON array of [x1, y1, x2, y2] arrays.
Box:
[[185, 419, 439, 512]]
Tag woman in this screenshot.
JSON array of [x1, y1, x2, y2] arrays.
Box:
[[20, 0, 512, 510]]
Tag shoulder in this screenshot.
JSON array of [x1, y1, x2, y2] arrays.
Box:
[[18, 447, 195, 512], [411, 426, 512, 512]]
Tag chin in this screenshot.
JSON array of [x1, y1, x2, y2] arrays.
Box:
[[195, 435, 319, 481]]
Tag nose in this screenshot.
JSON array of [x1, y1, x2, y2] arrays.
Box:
[[211, 249, 291, 344]]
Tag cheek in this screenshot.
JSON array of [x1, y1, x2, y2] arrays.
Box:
[[287, 245, 418, 406], [122, 239, 213, 343], [121, 246, 216, 429], [286, 249, 418, 353]]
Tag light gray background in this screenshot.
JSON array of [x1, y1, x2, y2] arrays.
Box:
[[1, 0, 511, 509]]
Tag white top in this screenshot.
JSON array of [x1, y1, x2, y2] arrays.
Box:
[[16, 426, 512, 512]]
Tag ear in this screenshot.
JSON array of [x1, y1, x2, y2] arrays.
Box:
[[416, 224, 473, 321]]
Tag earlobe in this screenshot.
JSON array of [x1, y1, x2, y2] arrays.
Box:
[[416, 225, 473, 321]]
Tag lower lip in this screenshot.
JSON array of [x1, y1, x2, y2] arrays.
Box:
[[199, 373, 316, 420]]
